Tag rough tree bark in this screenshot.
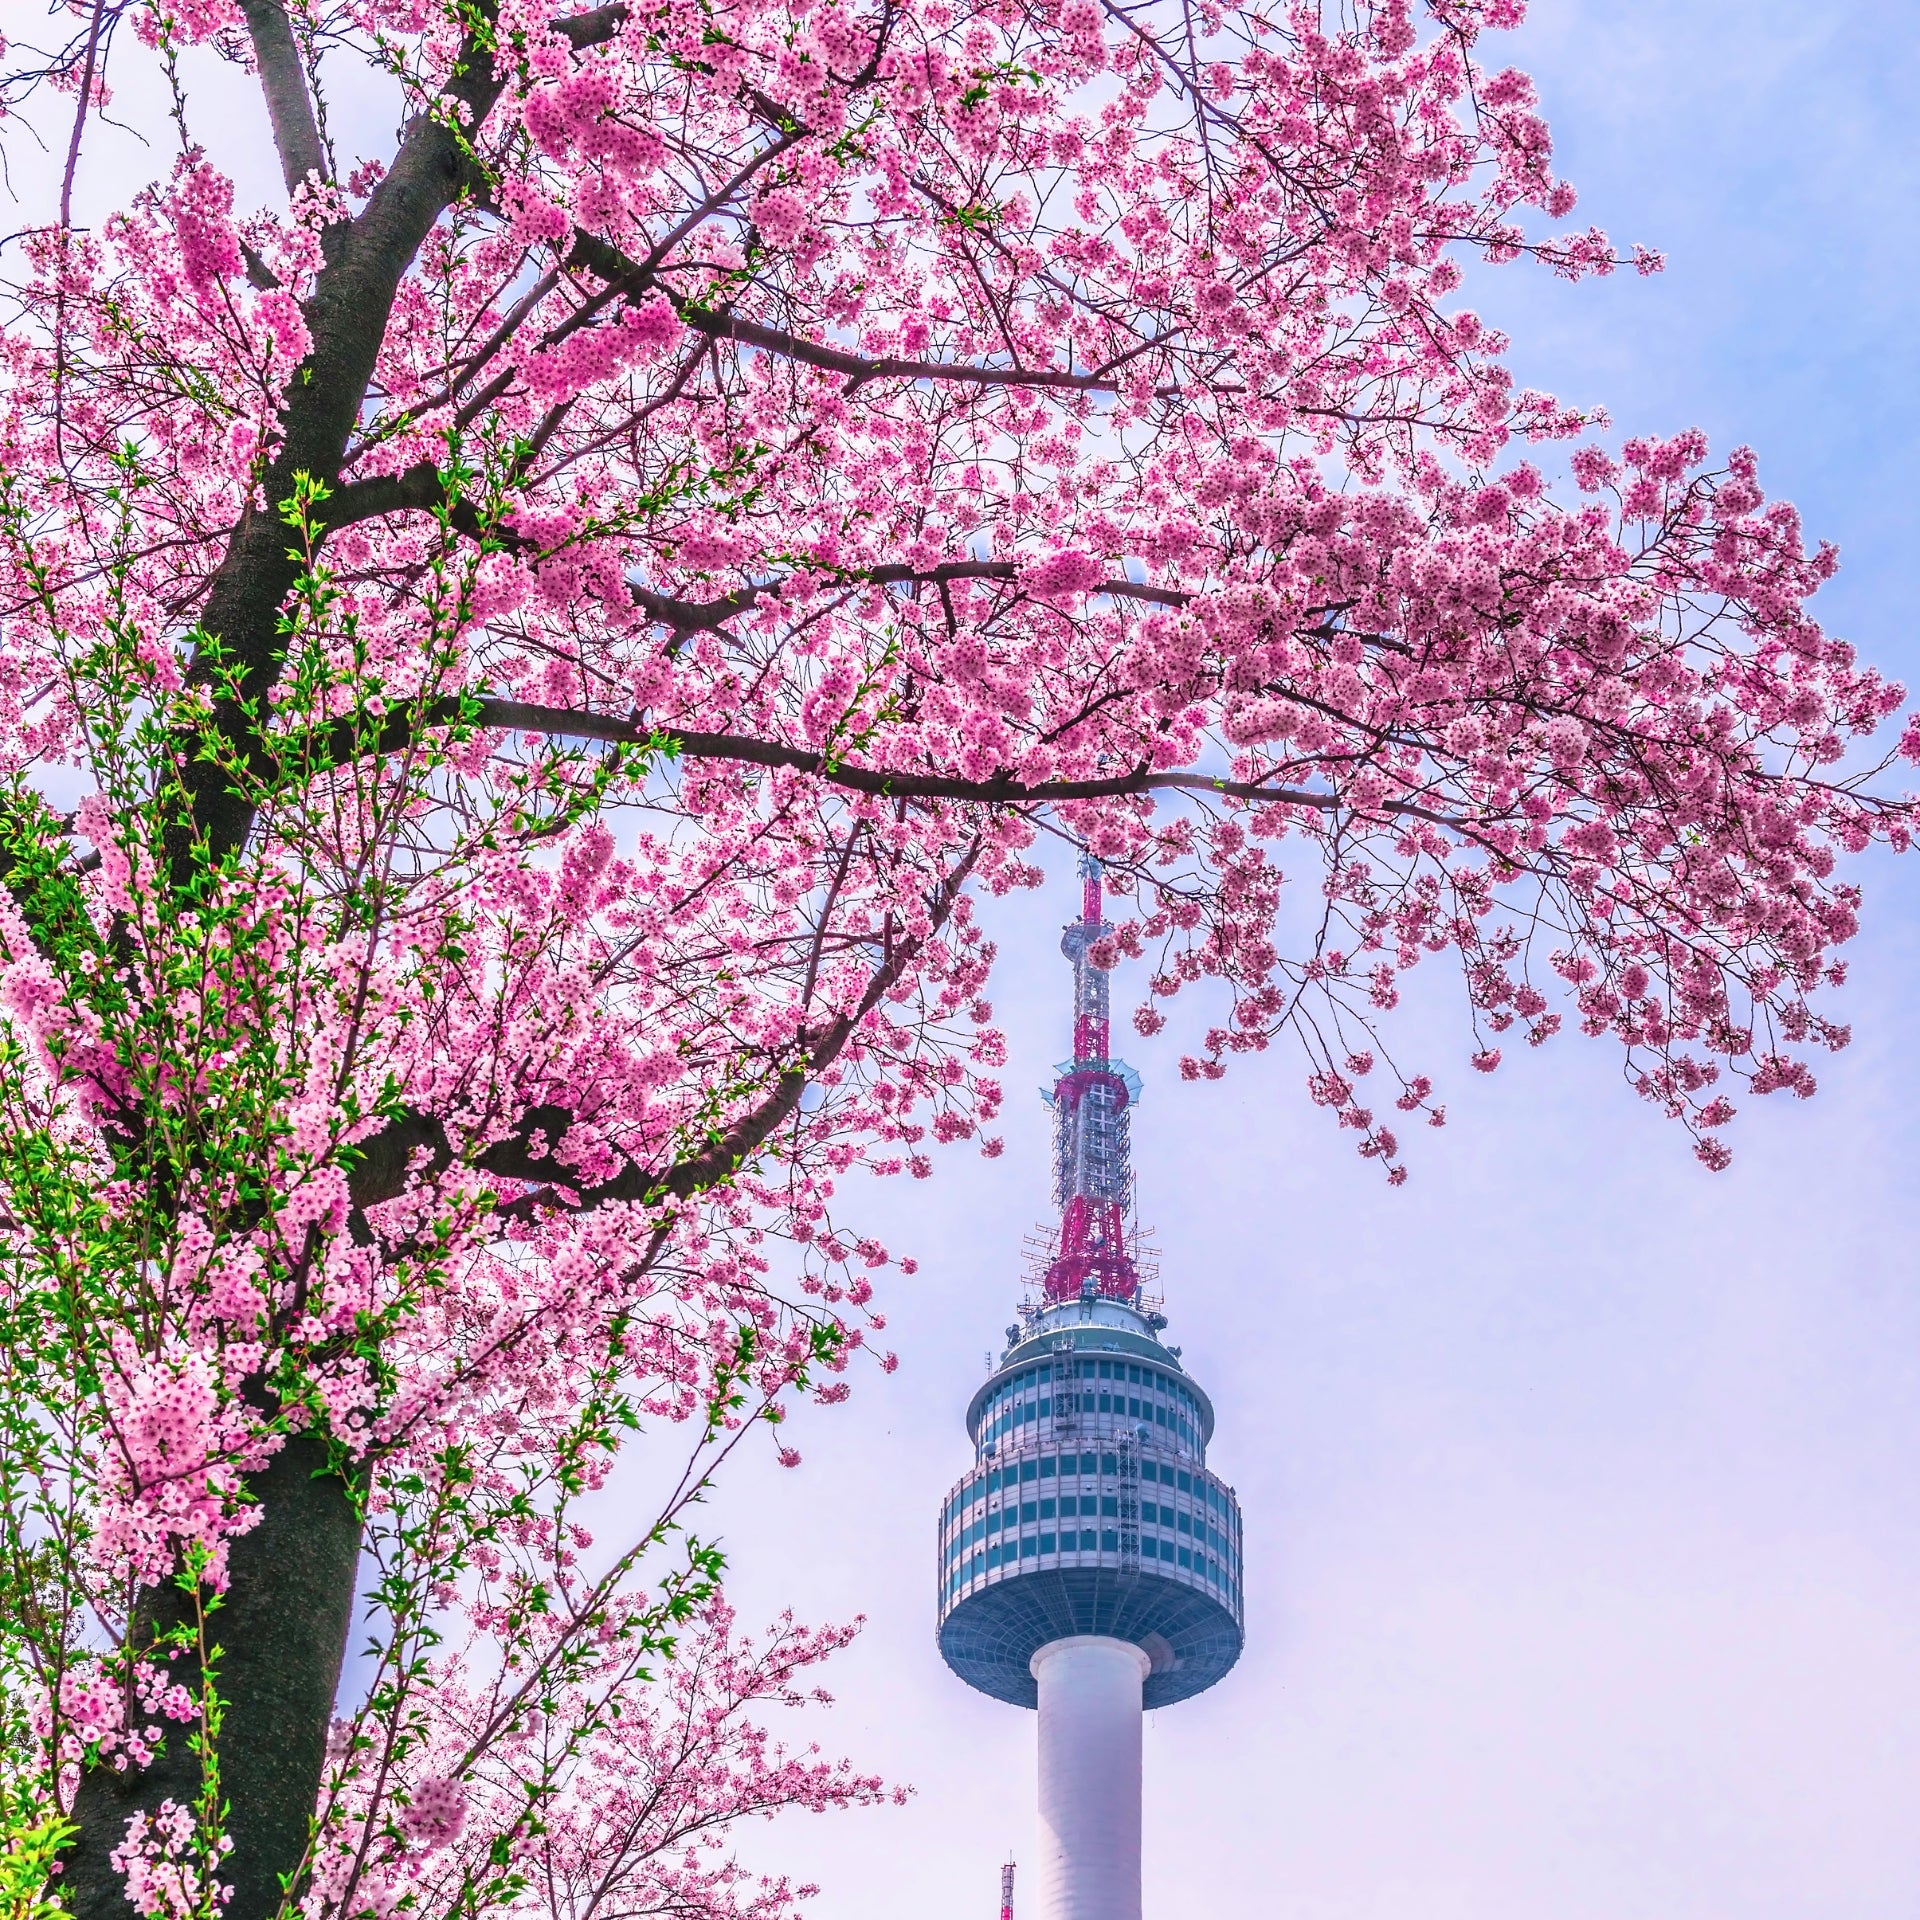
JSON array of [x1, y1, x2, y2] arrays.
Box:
[[65, 1439, 364, 1920]]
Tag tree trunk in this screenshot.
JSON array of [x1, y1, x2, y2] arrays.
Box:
[[63, 1437, 364, 1920]]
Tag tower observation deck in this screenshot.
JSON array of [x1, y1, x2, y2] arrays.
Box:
[[936, 859, 1245, 1920]]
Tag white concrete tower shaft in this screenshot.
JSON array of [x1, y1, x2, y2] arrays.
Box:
[[1029, 1636, 1152, 1920]]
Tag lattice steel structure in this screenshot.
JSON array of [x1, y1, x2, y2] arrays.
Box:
[[936, 859, 1245, 1920]]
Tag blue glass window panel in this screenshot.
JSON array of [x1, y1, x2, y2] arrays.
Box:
[[1081, 1529, 1097, 1549], [1177, 1470, 1192, 1493], [1098, 1360, 1113, 1379], [1039, 1398, 1051, 1416], [1101, 1453, 1117, 1474], [1159, 1540, 1174, 1561], [1101, 1496, 1118, 1517], [1040, 1456, 1055, 1478], [1178, 1512, 1192, 1535], [1039, 1533, 1056, 1553], [1101, 1529, 1119, 1551], [1021, 1501, 1037, 1524], [1020, 1459, 1038, 1482], [987, 1545, 1001, 1567], [1178, 1547, 1192, 1568], [1098, 1392, 1111, 1412], [1081, 1392, 1095, 1411], [1128, 1365, 1142, 1383], [1020, 1535, 1035, 1558], [1081, 1452, 1097, 1473]]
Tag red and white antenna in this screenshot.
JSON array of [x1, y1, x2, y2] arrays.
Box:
[[998, 1857, 1016, 1920], [1039, 853, 1143, 1305]]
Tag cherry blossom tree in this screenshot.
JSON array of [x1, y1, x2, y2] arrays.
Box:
[[0, 0, 1910, 1915]]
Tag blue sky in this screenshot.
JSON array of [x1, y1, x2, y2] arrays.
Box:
[[702, 6, 1920, 1915]]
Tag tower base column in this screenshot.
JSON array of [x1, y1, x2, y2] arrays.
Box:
[[1030, 1635, 1152, 1920]]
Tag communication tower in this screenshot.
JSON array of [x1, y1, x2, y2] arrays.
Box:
[[936, 858, 1245, 1920]]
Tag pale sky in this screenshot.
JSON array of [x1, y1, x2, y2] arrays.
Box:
[[697, 5, 1920, 1915]]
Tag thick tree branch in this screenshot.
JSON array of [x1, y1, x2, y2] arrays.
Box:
[[552, 3, 632, 49], [561, 228, 1151, 394], [323, 462, 447, 526], [303, 694, 1456, 852], [346, 842, 981, 1226], [321, 469, 1191, 621], [239, 0, 326, 202], [677, 304, 1131, 392], [66, 1435, 364, 1920], [616, 558, 1185, 631], [482, 841, 982, 1221], [463, 699, 1455, 820], [171, 15, 515, 876]]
